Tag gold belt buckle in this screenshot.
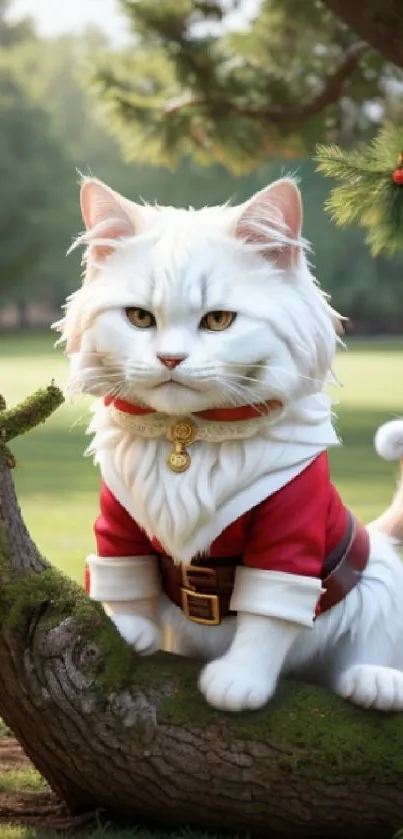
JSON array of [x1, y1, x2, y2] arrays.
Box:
[[181, 587, 220, 626], [180, 564, 221, 626]]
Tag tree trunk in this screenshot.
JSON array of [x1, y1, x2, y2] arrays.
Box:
[[1, 388, 403, 839], [323, 0, 403, 68], [16, 300, 30, 330]]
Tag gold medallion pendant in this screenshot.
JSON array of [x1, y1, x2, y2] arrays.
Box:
[[167, 419, 197, 473]]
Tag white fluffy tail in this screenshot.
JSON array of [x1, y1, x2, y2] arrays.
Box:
[[372, 420, 403, 542]]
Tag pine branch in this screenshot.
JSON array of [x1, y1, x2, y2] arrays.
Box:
[[315, 143, 387, 177], [315, 124, 403, 256], [164, 41, 368, 124]]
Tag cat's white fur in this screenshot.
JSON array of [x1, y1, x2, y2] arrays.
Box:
[[57, 176, 403, 712]]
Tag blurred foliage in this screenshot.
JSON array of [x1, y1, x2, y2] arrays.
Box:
[[1, 0, 403, 331], [0, 1, 70, 309], [90, 0, 402, 173], [0, 0, 32, 46]]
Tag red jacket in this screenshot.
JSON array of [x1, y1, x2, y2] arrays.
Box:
[[93, 452, 348, 579]]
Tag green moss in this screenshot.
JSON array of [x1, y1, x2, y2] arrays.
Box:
[[0, 568, 81, 632], [0, 566, 139, 695], [134, 652, 403, 783], [74, 597, 139, 694], [156, 671, 403, 783], [0, 384, 64, 444]]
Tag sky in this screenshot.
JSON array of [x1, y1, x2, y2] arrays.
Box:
[[8, 0, 129, 43], [8, 0, 258, 43]]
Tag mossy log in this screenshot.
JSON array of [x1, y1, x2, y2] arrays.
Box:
[[1, 387, 403, 839]]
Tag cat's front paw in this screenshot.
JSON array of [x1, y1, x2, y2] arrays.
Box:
[[336, 664, 403, 711], [199, 657, 276, 712], [110, 614, 161, 655]]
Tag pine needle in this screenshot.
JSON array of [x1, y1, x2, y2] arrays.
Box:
[[315, 126, 403, 256]]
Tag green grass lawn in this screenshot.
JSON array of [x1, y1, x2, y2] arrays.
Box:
[[1, 332, 96, 583], [1, 330, 403, 839]]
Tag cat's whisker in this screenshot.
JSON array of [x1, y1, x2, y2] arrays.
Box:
[[126, 360, 160, 372], [218, 379, 263, 408], [83, 374, 124, 383], [67, 369, 127, 399], [77, 351, 114, 361], [223, 373, 266, 386], [224, 368, 324, 389], [267, 367, 324, 387], [215, 384, 244, 408], [73, 365, 123, 377], [202, 374, 242, 405]]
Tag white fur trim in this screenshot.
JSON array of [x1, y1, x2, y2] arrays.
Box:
[[98, 450, 317, 565], [87, 554, 160, 601], [374, 420, 403, 461], [230, 567, 323, 627], [88, 390, 340, 565]]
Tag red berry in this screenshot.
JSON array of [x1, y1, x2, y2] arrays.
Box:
[[392, 167, 403, 185]]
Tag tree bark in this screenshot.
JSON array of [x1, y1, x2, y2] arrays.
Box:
[[323, 0, 403, 68], [1, 388, 403, 839]]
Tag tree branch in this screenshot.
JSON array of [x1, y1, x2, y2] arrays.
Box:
[[164, 41, 368, 124], [0, 384, 64, 444], [0, 385, 64, 582], [322, 0, 403, 69]]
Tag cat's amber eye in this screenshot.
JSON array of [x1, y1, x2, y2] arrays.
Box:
[[200, 311, 236, 332], [126, 307, 156, 329]]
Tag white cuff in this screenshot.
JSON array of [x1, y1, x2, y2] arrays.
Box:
[[86, 554, 161, 602], [230, 567, 323, 627]]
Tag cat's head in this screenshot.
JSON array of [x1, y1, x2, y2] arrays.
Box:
[[56, 176, 341, 415]]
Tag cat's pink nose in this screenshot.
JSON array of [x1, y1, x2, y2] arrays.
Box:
[[157, 354, 188, 369]]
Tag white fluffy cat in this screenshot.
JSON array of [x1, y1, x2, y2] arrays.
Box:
[[57, 174, 403, 713]]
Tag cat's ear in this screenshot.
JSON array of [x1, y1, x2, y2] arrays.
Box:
[[235, 178, 302, 269], [80, 178, 136, 262]]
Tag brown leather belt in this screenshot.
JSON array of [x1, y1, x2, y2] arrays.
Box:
[[159, 513, 370, 626], [317, 514, 370, 616], [159, 554, 240, 626]]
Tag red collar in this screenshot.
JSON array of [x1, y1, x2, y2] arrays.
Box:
[[104, 395, 283, 422]]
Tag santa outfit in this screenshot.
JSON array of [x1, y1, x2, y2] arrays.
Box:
[[86, 396, 370, 630]]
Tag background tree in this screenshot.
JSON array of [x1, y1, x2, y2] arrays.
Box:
[[0, 2, 71, 317], [323, 0, 403, 69], [87, 0, 403, 324], [92, 0, 402, 173], [2, 0, 403, 330], [0, 0, 31, 47]]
